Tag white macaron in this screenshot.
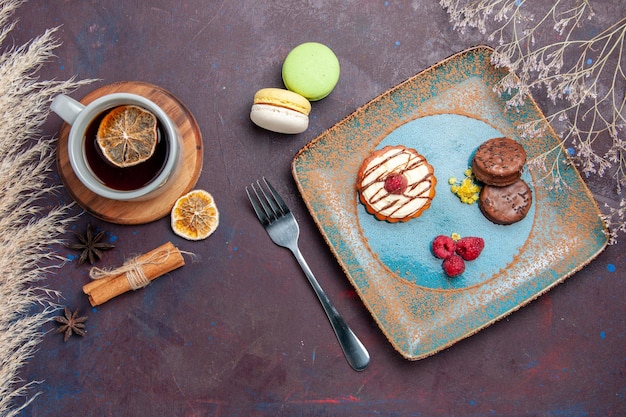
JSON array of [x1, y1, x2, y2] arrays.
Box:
[[250, 88, 311, 134]]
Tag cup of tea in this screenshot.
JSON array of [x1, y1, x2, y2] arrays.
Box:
[[51, 92, 182, 201]]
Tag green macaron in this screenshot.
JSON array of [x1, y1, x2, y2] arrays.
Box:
[[282, 42, 340, 101]]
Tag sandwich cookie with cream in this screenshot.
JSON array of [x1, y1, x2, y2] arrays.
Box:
[[250, 88, 311, 134]]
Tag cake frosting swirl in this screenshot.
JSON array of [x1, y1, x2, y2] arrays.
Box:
[[357, 145, 436, 222]]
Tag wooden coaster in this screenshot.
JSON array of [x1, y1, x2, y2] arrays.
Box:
[[56, 81, 203, 225]]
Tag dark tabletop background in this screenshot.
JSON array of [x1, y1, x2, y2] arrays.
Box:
[[12, 1, 625, 416]]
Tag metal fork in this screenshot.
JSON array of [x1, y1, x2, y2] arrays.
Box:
[[246, 178, 370, 371]]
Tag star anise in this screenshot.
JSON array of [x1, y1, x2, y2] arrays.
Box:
[[67, 223, 115, 265], [53, 307, 88, 342]]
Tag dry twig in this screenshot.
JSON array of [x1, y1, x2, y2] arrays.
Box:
[[440, 0, 626, 242]]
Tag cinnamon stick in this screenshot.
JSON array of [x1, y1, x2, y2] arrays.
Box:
[[83, 241, 185, 306]]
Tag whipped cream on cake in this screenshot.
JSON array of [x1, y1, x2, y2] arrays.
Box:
[[357, 145, 436, 222]]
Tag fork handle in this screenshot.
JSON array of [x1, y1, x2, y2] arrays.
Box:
[[290, 247, 370, 371]]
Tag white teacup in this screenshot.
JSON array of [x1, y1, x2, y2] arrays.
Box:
[[51, 93, 182, 201]]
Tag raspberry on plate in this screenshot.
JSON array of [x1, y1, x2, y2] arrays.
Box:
[[432, 235, 456, 259], [455, 237, 485, 261], [442, 254, 465, 277]]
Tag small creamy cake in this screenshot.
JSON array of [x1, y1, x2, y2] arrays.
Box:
[[357, 145, 436, 222]]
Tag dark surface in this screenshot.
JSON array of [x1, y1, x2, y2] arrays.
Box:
[[12, 1, 625, 416]]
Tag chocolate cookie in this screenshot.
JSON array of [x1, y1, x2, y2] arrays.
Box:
[[471, 137, 526, 186], [478, 179, 532, 225]]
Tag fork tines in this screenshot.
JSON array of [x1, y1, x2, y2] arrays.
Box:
[[246, 178, 290, 225]]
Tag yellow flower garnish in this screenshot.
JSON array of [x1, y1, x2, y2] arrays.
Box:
[[449, 168, 481, 204], [451, 232, 461, 241]]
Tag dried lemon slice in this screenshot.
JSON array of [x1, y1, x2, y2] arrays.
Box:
[[97, 105, 158, 168], [171, 190, 219, 240]]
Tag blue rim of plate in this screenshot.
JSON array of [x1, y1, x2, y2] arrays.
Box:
[[292, 45, 608, 360]]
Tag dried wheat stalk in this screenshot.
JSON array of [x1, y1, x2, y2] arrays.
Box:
[[0, 1, 91, 416]]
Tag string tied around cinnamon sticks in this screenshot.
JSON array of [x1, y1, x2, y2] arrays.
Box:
[[89, 247, 172, 290], [83, 242, 188, 306]]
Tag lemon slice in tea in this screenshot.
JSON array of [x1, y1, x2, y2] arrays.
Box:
[[171, 190, 220, 240], [96, 105, 158, 168]]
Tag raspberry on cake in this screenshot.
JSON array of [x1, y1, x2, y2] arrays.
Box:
[[384, 174, 408, 195], [356, 145, 436, 222]]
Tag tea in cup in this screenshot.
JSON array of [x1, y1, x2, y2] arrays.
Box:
[[51, 93, 182, 201]]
